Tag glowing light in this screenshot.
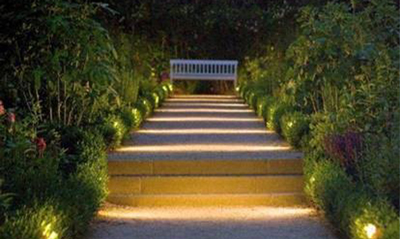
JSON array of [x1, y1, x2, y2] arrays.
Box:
[[364, 223, 377, 239], [98, 206, 314, 221], [115, 144, 291, 153], [155, 108, 253, 113], [113, 121, 119, 127], [172, 95, 238, 99], [166, 98, 244, 103], [310, 176, 315, 184], [41, 221, 59, 239], [132, 108, 139, 115], [287, 122, 294, 128], [137, 129, 273, 135], [48, 232, 59, 239], [147, 117, 263, 122], [163, 102, 247, 107]]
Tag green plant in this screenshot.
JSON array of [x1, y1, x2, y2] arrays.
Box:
[[266, 101, 292, 134], [280, 111, 310, 148], [0, 1, 118, 126], [96, 115, 127, 149], [0, 200, 66, 239], [136, 98, 153, 119]]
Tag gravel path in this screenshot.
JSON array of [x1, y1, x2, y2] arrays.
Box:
[[88, 204, 337, 239]]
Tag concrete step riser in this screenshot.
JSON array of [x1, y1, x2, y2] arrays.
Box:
[[108, 159, 303, 176], [107, 193, 307, 207], [109, 175, 304, 194]]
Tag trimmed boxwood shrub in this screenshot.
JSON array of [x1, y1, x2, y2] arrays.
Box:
[[280, 111, 310, 148], [136, 97, 153, 119], [266, 101, 292, 134], [0, 200, 67, 239], [118, 107, 143, 130], [304, 153, 399, 239], [96, 114, 127, 149]]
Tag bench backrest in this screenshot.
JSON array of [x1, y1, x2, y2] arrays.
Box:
[[170, 59, 238, 87]]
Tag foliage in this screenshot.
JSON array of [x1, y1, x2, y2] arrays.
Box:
[[358, 135, 400, 209], [0, 200, 66, 239], [280, 111, 310, 148], [96, 115, 127, 149], [0, 0, 118, 126], [266, 101, 292, 134], [136, 98, 153, 119], [119, 107, 143, 130]]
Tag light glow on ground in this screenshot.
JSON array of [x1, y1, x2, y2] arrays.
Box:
[[137, 129, 273, 135], [147, 117, 263, 122], [172, 95, 238, 99], [155, 108, 253, 113], [115, 144, 291, 153], [163, 103, 247, 107], [98, 206, 314, 221], [166, 98, 244, 102]]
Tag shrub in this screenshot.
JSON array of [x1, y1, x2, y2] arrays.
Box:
[[0, 200, 66, 239], [350, 199, 398, 239], [280, 111, 310, 148], [358, 135, 400, 209], [59, 160, 108, 237], [256, 96, 268, 118], [136, 98, 153, 119], [0, 179, 13, 224], [118, 107, 142, 130], [96, 115, 127, 149], [304, 158, 354, 215], [266, 101, 292, 134]]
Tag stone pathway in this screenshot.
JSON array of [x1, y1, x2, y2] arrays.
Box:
[[88, 204, 337, 239], [88, 95, 337, 239]]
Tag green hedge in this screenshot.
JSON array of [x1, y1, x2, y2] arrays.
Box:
[[304, 156, 399, 239], [280, 112, 310, 149], [0, 82, 171, 238], [240, 85, 399, 239]]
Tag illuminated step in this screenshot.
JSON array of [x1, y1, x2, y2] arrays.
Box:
[[108, 175, 304, 194], [108, 159, 303, 176], [107, 193, 307, 207]]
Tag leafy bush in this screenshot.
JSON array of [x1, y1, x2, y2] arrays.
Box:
[[118, 107, 143, 130], [358, 135, 399, 209], [304, 153, 399, 239], [136, 98, 153, 119], [0, 0, 118, 126], [0, 201, 66, 239], [280, 111, 310, 148], [0, 180, 13, 224], [59, 160, 108, 237], [266, 101, 292, 134], [96, 115, 127, 149]]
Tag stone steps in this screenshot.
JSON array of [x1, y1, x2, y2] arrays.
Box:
[[106, 95, 306, 207]]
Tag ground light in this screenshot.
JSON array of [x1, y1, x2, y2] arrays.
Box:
[[163, 102, 247, 107], [147, 117, 263, 122], [41, 221, 58, 239], [137, 129, 273, 135], [115, 144, 291, 153], [155, 108, 253, 113], [98, 207, 314, 221], [364, 223, 378, 239]]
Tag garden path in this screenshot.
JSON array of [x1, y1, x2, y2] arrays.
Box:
[[88, 95, 337, 239]]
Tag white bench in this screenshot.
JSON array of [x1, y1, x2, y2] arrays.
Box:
[[170, 59, 238, 87]]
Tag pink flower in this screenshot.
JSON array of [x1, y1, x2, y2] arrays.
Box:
[[0, 101, 5, 116], [7, 112, 15, 123], [35, 137, 47, 157]]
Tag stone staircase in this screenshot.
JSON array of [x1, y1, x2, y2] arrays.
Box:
[[107, 95, 306, 207]]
